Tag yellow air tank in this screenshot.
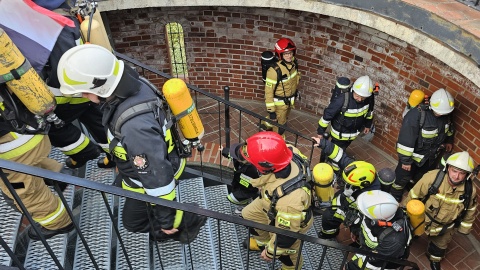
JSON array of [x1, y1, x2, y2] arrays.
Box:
[[312, 163, 335, 202], [406, 199, 425, 236], [408, 89, 425, 108], [0, 28, 56, 116], [162, 78, 204, 141], [80, 15, 112, 51]]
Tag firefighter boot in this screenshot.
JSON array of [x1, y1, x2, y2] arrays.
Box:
[[430, 260, 441, 270], [97, 153, 116, 169], [28, 222, 75, 241], [177, 204, 207, 244], [242, 237, 266, 251]]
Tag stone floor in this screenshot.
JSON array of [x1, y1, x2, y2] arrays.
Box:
[[187, 98, 480, 270]]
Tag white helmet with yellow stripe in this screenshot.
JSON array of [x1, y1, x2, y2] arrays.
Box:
[[57, 44, 124, 98]]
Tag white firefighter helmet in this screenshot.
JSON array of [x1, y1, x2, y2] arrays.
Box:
[[429, 88, 454, 115], [57, 44, 124, 98], [446, 151, 475, 173], [357, 190, 399, 221], [351, 75, 373, 97]]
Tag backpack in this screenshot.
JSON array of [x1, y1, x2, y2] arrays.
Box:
[[265, 153, 312, 223], [260, 50, 299, 92], [107, 77, 191, 158]]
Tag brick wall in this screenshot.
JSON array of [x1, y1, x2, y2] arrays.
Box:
[[106, 6, 480, 238]]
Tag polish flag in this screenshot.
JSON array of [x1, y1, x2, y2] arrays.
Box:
[[0, 0, 75, 73]]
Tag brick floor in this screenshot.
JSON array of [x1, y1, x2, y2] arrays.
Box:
[[188, 97, 480, 270]]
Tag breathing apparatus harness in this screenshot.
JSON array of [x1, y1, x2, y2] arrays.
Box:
[[265, 153, 313, 226]]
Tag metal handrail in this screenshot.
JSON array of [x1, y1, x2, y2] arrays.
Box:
[[0, 159, 419, 269]]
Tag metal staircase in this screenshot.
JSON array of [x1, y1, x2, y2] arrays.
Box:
[[0, 147, 350, 270]]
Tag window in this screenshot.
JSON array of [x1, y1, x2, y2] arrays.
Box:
[[165, 22, 188, 81]]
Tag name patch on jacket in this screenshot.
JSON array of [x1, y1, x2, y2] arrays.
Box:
[[132, 154, 149, 171]]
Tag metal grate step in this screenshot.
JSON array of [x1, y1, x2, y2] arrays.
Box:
[[0, 192, 22, 267], [311, 215, 344, 269], [152, 184, 185, 270], [73, 159, 115, 269], [23, 148, 76, 269], [204, 185, 244, 270], [116, 196, 150, 270], [177, 177, 217, 270]]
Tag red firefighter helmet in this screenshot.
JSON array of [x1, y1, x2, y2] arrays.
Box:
[[240, 131, 292, 174], [274, 38, 296, 59]]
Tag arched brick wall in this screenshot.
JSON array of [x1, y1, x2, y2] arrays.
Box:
[[106, 6, 480, 163]]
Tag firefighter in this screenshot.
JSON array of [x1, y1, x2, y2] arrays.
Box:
[[220, 143, 260, 207], [312, 136, 381, 239], [317, 75, 375, 163], [403, 151, 476, 270], [56, 44, 207, 244], [391, 88, 455, 202], [240, 131, 312, 270], [346, 190, 412, 270], [0, 84, 74, 240], [262, 38, 300, 136], [32, 0, 114, 169]]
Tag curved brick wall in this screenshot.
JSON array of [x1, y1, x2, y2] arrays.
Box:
[[106, 6, 480, 163]]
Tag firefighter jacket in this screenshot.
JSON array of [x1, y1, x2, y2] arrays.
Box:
[[317, 92, 374, 141], [396, 108, 454, 167], [405, 169, 476, 236], [102, 80, 185, 229], [264, 59, 300, 113], [250, 158, 312, 258], [348, 209, 410, 270]]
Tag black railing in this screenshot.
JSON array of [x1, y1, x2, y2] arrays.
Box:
[[0, 159, 419, 270]]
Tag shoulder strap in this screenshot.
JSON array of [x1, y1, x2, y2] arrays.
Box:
[[273, 64, 282, 92], [417, 107, 427, 148], [266, 154, 310, 221], [341, 92, 350, 114], [423, 169, 446, 203], [455, 179, 473, 227]]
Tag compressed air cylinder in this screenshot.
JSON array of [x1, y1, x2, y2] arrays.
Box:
[[0, 28, 56, 115], [406, 199, 425, 236], [162, 78, 204, 141], [312, 163, 335, 202], [80, 17, 112, 51]]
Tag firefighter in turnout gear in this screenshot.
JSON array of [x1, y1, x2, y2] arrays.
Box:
[[240, 132, 312, 270], [312, 136, 381, 239], [391, 88, 455, 202], [317, 76, 375, 163], [403, 151, 477, 270], [262, 38, 300, 135], [220, 143, 260, 206], [57, 44, 206, 244], [346, 190, 412, 270], [33, 0, 115, 169]]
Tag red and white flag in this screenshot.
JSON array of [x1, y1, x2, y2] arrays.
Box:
[[0, 0, 74, 72]]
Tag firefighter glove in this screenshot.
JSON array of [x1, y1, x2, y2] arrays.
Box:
[[269, 112, 277, 120]]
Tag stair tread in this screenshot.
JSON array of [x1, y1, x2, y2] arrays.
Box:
[[23, 148, 75, 269], [73, 159, 115, 269], [0, 192, 22, 267], [204, 184, 245, 270]]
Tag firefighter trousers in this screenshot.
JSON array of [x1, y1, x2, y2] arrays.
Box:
[[49, 102, 107, 163], [242, 198, 311, 269], [0, 135, 72, 230], [273, 104, 292, 135], [427, 228, 456, 262], [391, 159, 436, 201]]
